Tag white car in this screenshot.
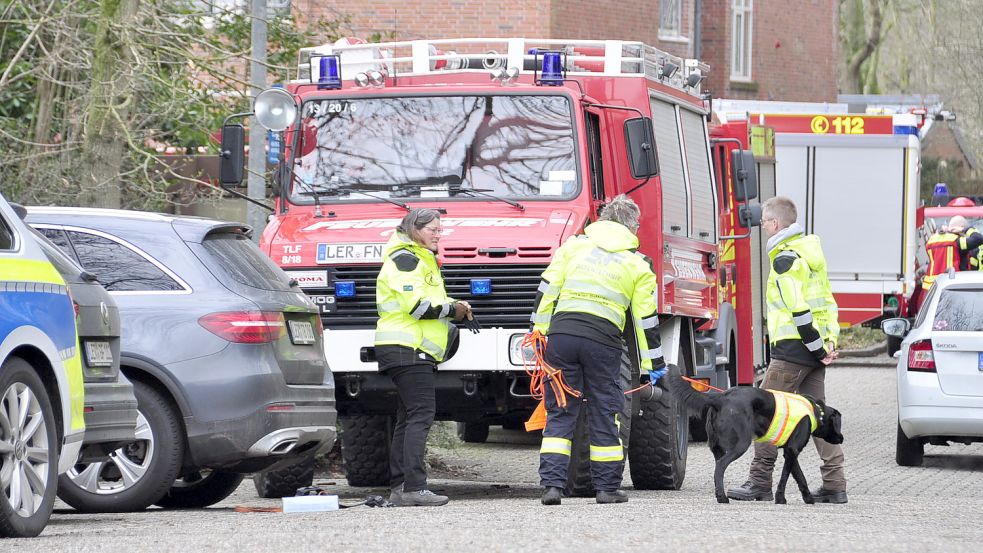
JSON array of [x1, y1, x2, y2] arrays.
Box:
[[882, 269, 983, 466]]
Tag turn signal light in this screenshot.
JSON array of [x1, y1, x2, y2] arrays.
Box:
[[907, 340, 936, 372], [198, 311, 286, 344]]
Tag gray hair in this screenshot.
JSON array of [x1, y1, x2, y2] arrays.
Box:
[[762, 196, 797, 228], [599, 194, 641, 232], [397, 208, 441, 235]]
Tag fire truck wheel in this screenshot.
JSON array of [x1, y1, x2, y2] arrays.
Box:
[[628, 350, 689, 490], [457, 422, 490, 443], [565, 346, 637, 497], [253, 457, 316, 498], [340, 415, 391, 487], [887, 335, 903, 357]]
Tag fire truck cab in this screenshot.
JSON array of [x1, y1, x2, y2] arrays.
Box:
[[220, 38, 764, 491]]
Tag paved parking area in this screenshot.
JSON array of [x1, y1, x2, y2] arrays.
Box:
[[10, 360, 983, 552]]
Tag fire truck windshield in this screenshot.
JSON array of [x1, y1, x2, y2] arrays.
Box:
[[290, 94, 578, 204]]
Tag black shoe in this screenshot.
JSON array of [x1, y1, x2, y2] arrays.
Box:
[[541, 487, 562, 506], [596, 490, 628, 504], [811, 487, 848, 504], [726, 480, 774, 501]]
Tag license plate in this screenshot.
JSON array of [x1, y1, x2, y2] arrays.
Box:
[[316, 243, 384, 264], [308, 294, 337, 314], [288, 320, 316, 345], [84, 341, 114, 367]]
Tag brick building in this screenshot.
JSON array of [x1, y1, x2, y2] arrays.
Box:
[[291, 0, 839, 102]]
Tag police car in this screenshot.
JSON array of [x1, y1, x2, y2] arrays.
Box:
[[0, 193, 85, 538]]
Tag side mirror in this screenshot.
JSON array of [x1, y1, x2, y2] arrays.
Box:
[[738, 203, 762, 229], [219, 124, 245, 186], [732, 149, 758, 202], [624, 117, 659, 179], [881, 318, 911, 338]]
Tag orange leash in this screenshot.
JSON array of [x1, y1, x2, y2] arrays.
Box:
[[623, 374, 726, 395], [522, 331, 582, 409]]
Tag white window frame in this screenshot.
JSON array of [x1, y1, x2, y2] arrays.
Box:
[[730, 0, 753, 82], [659, 0, 687, 42]]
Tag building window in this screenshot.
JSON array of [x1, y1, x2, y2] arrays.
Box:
[[660, 0, 682, 38], [730, 0, 753, 81]]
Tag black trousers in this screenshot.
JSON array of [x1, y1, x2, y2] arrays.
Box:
[[386, 363, 437, 493], [539, 333, 626, 492]]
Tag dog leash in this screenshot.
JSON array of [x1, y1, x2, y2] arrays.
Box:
[[623, 375, 725, 395]]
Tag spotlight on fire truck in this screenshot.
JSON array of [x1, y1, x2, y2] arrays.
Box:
[[254, 88, 297, 132], [685, 70, 706, 88], [353, 72, 371, 88], [310, 54, 342, 90], [660, 61, 679, 81]]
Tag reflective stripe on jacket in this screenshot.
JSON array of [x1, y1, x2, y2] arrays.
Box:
[[531, 220, 664, 371], [374, 231, 454, 362], [766, 230, 839, 357], [754, 390, 818, 447]]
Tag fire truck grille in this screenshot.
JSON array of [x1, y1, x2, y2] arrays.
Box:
[[312, 263, 548, 329]]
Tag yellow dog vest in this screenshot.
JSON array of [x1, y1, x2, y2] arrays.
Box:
[[755, 390, 818, 447]]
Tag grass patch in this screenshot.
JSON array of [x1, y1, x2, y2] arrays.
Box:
[[838, 326, 885, 350]]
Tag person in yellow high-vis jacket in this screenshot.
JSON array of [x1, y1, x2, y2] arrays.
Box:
[[727, 196, 848, 504], [375, 208, 475, 507], [530, 195, 666, 506]]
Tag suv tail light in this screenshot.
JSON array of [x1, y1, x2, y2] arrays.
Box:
[[198, 311, 286, 343], [907, 339, 936, 372]]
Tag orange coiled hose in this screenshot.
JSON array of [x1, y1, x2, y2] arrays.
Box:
[[522, 330, 581, 409]]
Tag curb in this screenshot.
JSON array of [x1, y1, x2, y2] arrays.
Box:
[[838, 340, 887, 358]]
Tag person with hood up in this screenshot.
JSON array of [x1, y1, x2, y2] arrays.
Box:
[[529, 195, 666, 506], [727, 196, 848, 504], [374, 208, 477, 507]]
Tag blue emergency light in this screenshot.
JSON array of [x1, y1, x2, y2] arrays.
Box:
[[334, 280, 356, 298], [470, 278, 492, 296], [538, 51, 565, 86], [934, 183, 949, 197], [317, 55, 342, 90]]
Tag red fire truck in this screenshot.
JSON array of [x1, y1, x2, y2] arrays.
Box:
[[220, 38, 767, 492]]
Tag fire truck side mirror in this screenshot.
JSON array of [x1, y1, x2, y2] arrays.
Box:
[[738, 203, 762, 229], [732, 149, 758, 202], [219, 124, 245, 186], [624, 117, 659, 179]]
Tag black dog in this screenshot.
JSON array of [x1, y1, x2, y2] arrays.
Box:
[[668, 367, 843, 504]]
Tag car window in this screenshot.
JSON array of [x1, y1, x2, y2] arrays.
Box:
[[65, 230, 184, 292], [0, 214, 13, 250], [29, 227, 82, 278], [933, 288, 983, 332], [201, 231, 292, 291], [914, 285, 938, 328], [37, 227, 79, 261]]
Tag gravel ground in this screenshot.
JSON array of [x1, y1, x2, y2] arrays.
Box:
[[7, 355, 983, 552]]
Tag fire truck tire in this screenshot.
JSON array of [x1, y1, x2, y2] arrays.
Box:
[[564, 348, 636, 497], [252, 457, 316, 498], [628, 368, 688, 490], [340, 415, 391, 487], [887, 335, 903, 358], [457, 422, 490, 443]]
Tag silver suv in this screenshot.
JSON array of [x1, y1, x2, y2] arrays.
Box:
[[27, 208, 337, 511]]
